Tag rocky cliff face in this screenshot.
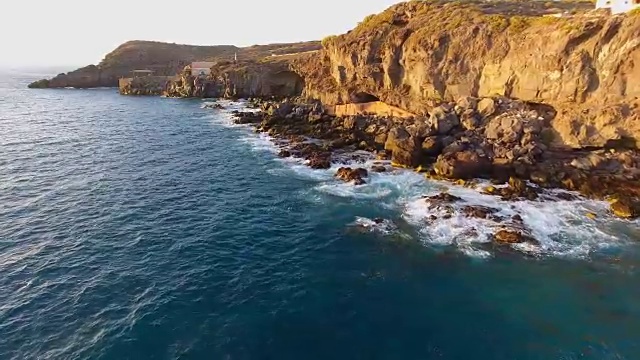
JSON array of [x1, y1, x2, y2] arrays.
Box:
[[165, 56, 307, 99], [297, 0, 640, 149], [28, 40, 320, 89]]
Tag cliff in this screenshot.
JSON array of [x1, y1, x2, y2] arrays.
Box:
[[295, 0, 640, 148], [28, 40, 320, 89], [164, 54, 308, 98]]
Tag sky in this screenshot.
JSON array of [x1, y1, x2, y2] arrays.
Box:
[[0, 0, 401, 67]]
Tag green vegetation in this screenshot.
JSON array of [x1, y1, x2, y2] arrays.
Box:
[[506, 15, 561, 34], [486, 15, 509, 32], [352, 10, 396, 36], [321, 35, 338, 48]]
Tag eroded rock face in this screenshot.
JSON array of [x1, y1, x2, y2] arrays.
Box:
[[296, 1, 640, 148]]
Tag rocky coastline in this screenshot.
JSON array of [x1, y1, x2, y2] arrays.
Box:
[[26, 0, 640, 243], [229, 96, 640, 233]]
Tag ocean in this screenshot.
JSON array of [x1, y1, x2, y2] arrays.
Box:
[[1, 69, 639, 360]]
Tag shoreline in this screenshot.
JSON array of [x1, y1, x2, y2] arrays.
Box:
[[197, 98, 635, 258], [224, 97, 640, 223]]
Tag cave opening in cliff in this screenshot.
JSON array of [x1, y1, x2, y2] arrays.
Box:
[[267, 71, 305, 97], [350, 92, 380, 103]]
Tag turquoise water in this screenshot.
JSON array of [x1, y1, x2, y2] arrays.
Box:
[[1, 69, 640, 359]]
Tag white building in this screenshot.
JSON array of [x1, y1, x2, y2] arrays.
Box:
[[596, 0, 640, 14], [190, 62, 215, 77]]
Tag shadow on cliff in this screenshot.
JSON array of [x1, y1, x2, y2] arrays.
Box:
[[266, 71, 305, 97]]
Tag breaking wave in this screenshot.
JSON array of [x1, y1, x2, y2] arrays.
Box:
[[205, 103, 638, 259]]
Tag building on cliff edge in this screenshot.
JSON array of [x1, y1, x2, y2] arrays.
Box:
[[191, 62, 215, 77], [596, 0, 640, 14]]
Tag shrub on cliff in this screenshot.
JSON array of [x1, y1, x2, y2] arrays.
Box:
[[27, 79, 50, 89], [321, 35, 338, 48]]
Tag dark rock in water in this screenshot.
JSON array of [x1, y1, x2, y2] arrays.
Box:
[[371, 165, 387, 173], [423, 192, 462, 204], [233, 111, 263, 124], [482, 176, 540, 201], [610, 198, 640, 219], [422, 192, 463, 214], [461, 205, 499, 219], [374, 217, 385, 224], [308, 153, 331, 169], [278, 150, 292, 158], [204, 103, 225, 109], [552, 191, 579, 201], [511, 214, 524, 223], [335, 167, 368, 185], [493, 229, 537, 245]]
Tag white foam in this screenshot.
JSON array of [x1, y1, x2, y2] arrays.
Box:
[[350, 217, 398, 235], [205, 103, 637, 260], [402, 185, 627, 259], [238, 133, 278, 154]]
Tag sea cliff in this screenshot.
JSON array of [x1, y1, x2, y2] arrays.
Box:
[[157, 1, 640, 149], [296, 1, 640, 149], [28, 40, 320, 89]]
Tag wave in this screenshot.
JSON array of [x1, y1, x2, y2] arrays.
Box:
[[206, 103, 637, 259]]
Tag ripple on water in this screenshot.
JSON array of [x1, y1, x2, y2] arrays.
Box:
[[1, 81, 639, 359]]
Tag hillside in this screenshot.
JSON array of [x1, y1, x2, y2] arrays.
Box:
[[28, 40, 321, 88]]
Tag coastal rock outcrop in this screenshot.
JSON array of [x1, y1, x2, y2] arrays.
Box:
[[28, 40, 320, 89], [296, 0, 640, 148], [164, 57, 307, 99], [335, 167, 368, 185]]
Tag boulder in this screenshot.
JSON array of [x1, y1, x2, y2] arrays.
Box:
[[493, 229, 530, 244], [307, 153, 331, 169], [456, 96, 478, 112], [485, 112, 524, 143], [276, 101, 294, 117], [477, 98, 496, 118], [374, 132, 388, 145], [421, 136, 443, 157], [570, 153, 607, 171], [460, 109, 481, 130], [610, 198, 640, 219], [407, 122, 436, 139], [422, 192, 463, 214], [278, 150, 292, 158], [428, 106, 459, 135], [434, 150, 491, 180], [343, 116, 356, 130], [335, 167, 368, 185], [461, 205, 500, 220], [385, 127, 422, 167]]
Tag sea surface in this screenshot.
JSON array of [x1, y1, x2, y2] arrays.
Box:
[[1, 69, 640, 360]]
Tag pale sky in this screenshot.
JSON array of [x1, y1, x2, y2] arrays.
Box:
[[0, 0, 402, 67]]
